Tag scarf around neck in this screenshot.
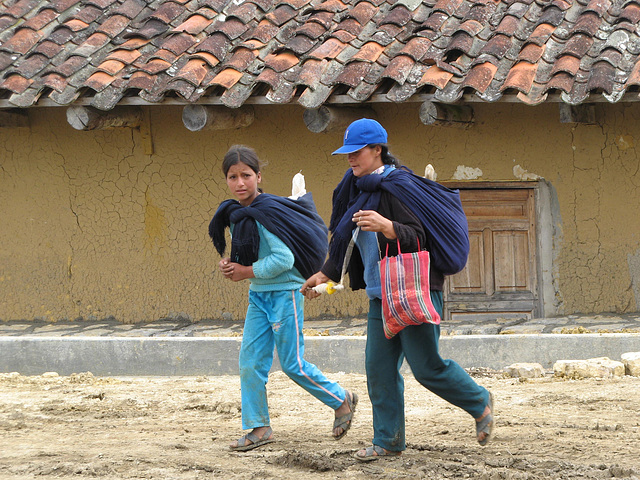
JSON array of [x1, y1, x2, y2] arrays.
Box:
[[209, 192, 328, 280], [329, 166, 470, 275]]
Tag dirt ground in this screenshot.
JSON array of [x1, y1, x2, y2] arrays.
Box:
[[1, 370, 639, 480]]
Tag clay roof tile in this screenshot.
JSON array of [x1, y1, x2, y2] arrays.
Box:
[[42, 72, 68, 92], [348, 2, 377, 25], [191, 51, 220, 68], [418, 65, 454, 89], [297, 58, 327, 86], [619, 2, 640, 23], [209, 67, 244, 88], [308, 37, 347, 60], [160, 33, 197, 55], [264, 51, 299, 72], [96, 59, 125, 75], [462, 61, 498, 92], [0, 73, 32, 93], [32, 40, 64, 59], [174, 58, 210, 86], [433, 0, 465, 16], [562, 33, 594, 58], [295, 21, 327, 40], [21, 9, 57, 31], [1, 28, 42, 55], [350, 41, 386, 63], [501, 61, 538, 93], [264, 4, 297, 26], [284, 34, 317, 54], [551, 54, 581, 75], [53, 55, 90, 78], [149, 2, 185, 24], [420, 11, 449, 32], [598, 47, 622, 67], [336, 61, 372, 87], [85, 70, 116, 91], [96, 14, 130, 37], [172, 14, 213, 35], [4, 0, 40, 18], [543, 71, 575, 93], [627, 60, 640, 86], [119, 38, 149, 51], [224, 47, 259, 70], [85, 0, 119, 8], [50, 0, 79, 13], [227, 2, 260, 24], [529, 23, 555, 45], [105, 49, 142, 64], [215, 17, 249, 40], [136, 58, 172, 74], [331, 30, 356, 43], [335, 18, 364, 36], [495, 15, 519, 36], [480, 34, 512, 58], [538, 5, 564, 26], [113, 0, 147, 19], [73, 32, 111, 57], [11, 53, 48, 78], [382, 5, 412, 27], [382, 55, 415, 84], [518, 42, 545, 63], [62, 19, 90, 33], [570, 12, 602, 37], [127, 70, 156, 91], [586, 60, 615, 93], [195, 33, 231, 62], [584, 0, 611, 17]]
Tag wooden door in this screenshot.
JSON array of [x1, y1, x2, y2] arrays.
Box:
[[443, 185, 538, 321]]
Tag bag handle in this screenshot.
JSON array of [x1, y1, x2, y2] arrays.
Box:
[[384, 237, 422, 257]]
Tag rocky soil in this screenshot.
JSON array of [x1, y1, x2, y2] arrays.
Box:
[[1, 370, 639, 479]]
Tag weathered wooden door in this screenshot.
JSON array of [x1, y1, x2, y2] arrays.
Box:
[[443, 184, 539, 321]]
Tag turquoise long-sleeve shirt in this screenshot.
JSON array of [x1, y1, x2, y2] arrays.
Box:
[[231, 222, 305, 292]]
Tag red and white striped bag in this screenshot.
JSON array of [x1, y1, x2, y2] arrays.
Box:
[[379, 240, 441, 339]]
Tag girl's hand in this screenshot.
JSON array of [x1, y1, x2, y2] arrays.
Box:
[[219, 258, 232, 277], [219, 259, 253, 282], [353, 210, 397, 239], [301, 272, 330, 299]]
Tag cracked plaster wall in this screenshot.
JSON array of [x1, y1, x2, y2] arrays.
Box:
[[0, 102, 638, 323]]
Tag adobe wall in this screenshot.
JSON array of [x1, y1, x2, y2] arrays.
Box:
[[0, 101, 638, 323]]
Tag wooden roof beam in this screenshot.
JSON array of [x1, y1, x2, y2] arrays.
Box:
[[419, 101, 474, 128], [182, 105, 254, 131], [303, 106, 377, 133]]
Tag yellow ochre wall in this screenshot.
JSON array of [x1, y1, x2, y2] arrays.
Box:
[[0, 102, 639, 323]]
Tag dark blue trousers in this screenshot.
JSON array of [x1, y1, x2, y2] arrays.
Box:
[[365, 293, 489, 452]]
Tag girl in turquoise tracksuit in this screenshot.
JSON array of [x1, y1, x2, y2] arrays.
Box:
[[209, 145, 357, 452]]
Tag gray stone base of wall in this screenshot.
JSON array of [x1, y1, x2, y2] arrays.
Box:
[[1, 334, 639, 376]]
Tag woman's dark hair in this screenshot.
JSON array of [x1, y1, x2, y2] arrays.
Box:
[[222, 145, 262, 176], [370, 144, 401, 167]]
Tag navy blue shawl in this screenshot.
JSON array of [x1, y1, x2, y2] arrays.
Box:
[[329, 167, 469, 275], [209, 192, 328, 280]]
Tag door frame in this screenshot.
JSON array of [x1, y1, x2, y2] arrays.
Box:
[[440, 180, 558, 320]]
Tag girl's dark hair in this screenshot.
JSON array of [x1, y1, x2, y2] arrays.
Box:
[[222, 145, 262, 176], [370, 144, 401, 167]]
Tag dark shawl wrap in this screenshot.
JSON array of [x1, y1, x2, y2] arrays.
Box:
[[209, 192, 328, 280], [329, 167, 469, 275]]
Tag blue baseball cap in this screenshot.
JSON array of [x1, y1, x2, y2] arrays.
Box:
[[332, 118, 388, 155]]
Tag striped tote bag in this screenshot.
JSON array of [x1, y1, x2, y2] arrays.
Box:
[[379, 240, 441, 339]]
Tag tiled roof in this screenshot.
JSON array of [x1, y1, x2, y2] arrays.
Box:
[[1, 0, 639, 110]]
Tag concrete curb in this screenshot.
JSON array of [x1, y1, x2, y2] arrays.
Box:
[[1, 333, 640, 376]]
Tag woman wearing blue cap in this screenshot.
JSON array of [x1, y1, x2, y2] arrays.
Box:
[[301, 119, 494, 461]]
